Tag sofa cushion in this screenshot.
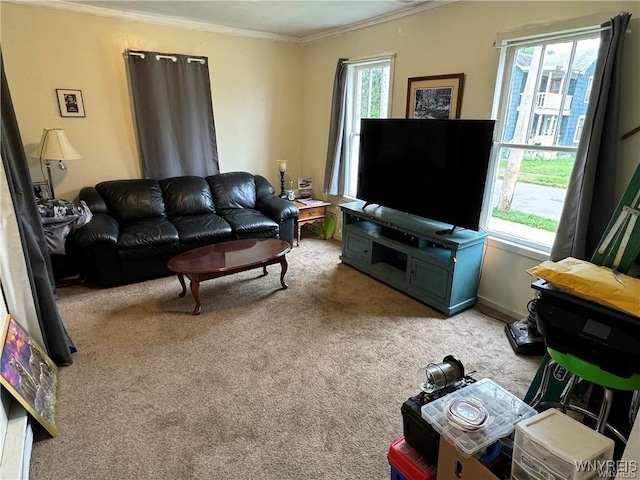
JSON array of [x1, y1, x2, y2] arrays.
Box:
[[217, 208, 279, 237], [118, 217, 179, 250], [206, 172, 257, 210], [169, 214, 233, 246], [159, 176, 216, 216], [96, 179, 165, 223]]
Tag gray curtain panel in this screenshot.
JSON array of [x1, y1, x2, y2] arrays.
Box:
[[550, 12, 632, 262], [1, 49, 76, 365], [125, 50, 219, 179], [323, 58, 349, 196]]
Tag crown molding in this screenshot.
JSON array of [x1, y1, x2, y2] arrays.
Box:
[[4, 0, 301, 43], [300, 0, 458, 45], [4, 0, 459, 45]]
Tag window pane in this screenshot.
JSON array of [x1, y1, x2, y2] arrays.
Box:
[[487, 34, 599, 250], [489, 146, 575, 246], [345, 60, 392, 198], [501, 38, 599, 148], [357, 65, 390, 129], [347, 134, 360, 196]]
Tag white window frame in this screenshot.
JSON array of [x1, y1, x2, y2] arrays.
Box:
[[574, 115, 586, 143], [584, 77, 593, 103], [343, 55, 395, 199], [480, 26, 601, 256]]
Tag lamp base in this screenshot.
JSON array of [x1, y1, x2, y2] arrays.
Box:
[[45, 161, 55, 199], [279, 171, 285, 198]]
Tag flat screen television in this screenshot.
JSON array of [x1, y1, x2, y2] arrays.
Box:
[[357, 118, 496, 232]]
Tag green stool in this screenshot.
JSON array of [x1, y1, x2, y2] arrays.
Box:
[[529, 348, 640, 445]]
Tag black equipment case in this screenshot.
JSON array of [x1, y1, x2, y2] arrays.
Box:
[[401, 392, 440, 465]]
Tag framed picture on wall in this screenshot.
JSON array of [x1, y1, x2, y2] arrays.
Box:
[[406, 73, 464, 119], [56, 88, 86, 117]]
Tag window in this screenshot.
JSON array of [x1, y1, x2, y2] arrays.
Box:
[[574, 115, 586, 143], [482, 30, 600, 252], [584, 77, 593, 103], [343, 57, 393, 198]]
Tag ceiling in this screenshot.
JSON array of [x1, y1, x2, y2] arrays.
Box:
[[57, 0, 443, 41]]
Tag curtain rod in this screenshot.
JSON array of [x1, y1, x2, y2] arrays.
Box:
[[156, 54, 177, 62], [126, 51, 205, 64], [495, 24, 633, 49]]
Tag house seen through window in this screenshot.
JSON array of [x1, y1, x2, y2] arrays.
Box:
[[483, 30, 600, 252], [344, 57, 393, 198]]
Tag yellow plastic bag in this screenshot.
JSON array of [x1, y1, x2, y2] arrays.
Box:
[[527, 257, 640, 317]]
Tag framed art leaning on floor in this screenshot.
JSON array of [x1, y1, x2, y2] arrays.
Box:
[[0, 315, 59, 436]]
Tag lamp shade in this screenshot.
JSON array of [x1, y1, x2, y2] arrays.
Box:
[[30, 128, 81, 161], [276, 159, 287, 173]]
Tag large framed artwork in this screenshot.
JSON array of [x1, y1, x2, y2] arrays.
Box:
[[0, 315, 59, 436], [406, 73, 465, 119]]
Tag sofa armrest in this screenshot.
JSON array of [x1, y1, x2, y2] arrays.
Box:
[[78, 186, 109, 214], [74, 212, 120, 249], [256, 195, 299, 223]]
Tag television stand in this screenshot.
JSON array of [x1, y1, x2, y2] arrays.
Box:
[[339, 201, 486, 316]]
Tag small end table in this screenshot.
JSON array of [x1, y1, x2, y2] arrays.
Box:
[[294, 200, 331, 246]]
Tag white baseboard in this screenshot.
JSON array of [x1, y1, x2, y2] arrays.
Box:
[[0, 400, 32, 480], [476, 296, 522, 322]]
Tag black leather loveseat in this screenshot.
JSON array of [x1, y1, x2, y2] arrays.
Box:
[[74, 171, 298, 287]]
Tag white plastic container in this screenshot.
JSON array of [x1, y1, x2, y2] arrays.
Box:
[[511, 408, 614, 480], [421, 378, 537, 457]]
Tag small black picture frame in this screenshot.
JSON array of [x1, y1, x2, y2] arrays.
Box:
[[56, 89, 85, 117]]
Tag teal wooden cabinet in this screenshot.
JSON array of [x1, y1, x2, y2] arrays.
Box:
[[339, 201, 487, 317]]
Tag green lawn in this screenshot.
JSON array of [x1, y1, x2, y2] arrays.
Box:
[[499, 157, 573, 188], [492, 208, 559, 232], [496, 156, 572, 231]]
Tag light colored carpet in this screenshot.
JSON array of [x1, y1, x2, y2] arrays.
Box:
[[30, 237, 542, 479]]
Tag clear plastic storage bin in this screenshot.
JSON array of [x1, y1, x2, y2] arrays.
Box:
[[421, 378, 537, 457]]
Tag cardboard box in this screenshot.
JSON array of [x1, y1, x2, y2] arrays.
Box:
[[436, 436, 499, 480]]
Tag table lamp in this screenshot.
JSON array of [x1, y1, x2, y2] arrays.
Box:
[[30, 128, 81, 198], [276, 159, 287, 197]]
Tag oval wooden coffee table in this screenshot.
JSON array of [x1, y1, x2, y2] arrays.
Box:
[[167, 238, 291, 315]]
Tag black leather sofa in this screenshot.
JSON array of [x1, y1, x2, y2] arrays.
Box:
[[74, 171, 298, 287]]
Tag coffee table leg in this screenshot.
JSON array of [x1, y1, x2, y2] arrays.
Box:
[[177, 273, 187, 298], [263, 265, 268, 276], [190, 275, 202, 315], [279, 256, 288, 289]]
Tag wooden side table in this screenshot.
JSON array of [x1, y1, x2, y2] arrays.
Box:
[[294, 200, 331, 246]]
